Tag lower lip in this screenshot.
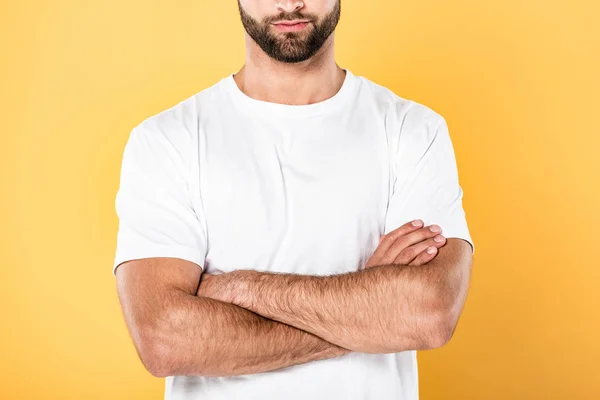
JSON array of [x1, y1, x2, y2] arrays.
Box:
[[273, 22, 309, 32]]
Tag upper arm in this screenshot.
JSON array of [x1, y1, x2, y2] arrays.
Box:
[[112, 111, 208, 369], [383, 105, 475, 254], [113, 112, 208, 277]]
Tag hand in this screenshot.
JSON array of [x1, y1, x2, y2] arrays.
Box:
[[365, 220, 446, 268]]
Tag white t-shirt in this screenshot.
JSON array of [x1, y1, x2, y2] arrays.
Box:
[[113, 68, 474, 400]]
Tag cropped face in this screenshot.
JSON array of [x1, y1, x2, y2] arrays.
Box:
[[237, 0, 341, 63]]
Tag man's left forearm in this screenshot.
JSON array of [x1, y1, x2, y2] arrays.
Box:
[[228, 243, 471, 354]]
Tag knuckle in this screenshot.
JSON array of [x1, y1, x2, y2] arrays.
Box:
[[409, 253, 427, 266], [398, 247, 415, 261], [394, 254, 410, 265], [389, 240, 406, 254], [381, 234, 396, 245]]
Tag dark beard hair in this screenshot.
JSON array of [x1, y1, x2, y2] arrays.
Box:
[[237, 0, 341, 63]]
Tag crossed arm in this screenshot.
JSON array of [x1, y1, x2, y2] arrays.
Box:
[[116, 258, 350, 378], [116, 236, 472, 378], [199, 237, 472, 354]]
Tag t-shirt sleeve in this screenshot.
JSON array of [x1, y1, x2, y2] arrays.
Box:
[[383, 108, 475, 254], [112, 119, 208, 276]]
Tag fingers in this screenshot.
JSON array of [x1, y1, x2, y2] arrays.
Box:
[[378, 224, 443, 265], [395, 235, 446, 266], [408, 246, 438, 266], [368, 220, 425, 266]]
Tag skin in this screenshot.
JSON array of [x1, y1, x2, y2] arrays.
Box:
[[115, 0, 473, 378], [197, 220, 448, 307], [237, 0, 340, 63], [233, 0, 346, 107], [196, 223, 464, 354], [117, 221, 449, 377]]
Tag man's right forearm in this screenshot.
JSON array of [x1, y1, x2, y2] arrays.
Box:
[[150, 289, 351, 378]]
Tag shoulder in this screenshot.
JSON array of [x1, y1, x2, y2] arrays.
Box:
[[120, 83, 221, 182], [131, 84, 218, 147], [354, 73, 446, 136]]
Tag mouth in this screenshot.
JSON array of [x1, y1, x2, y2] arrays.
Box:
[[271, 20, 311, 32]]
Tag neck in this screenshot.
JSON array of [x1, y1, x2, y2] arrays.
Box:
[[233, 33, 345, 106]]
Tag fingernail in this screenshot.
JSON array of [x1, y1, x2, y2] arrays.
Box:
[[412, 219, 423, 226], [434, 235, 444, 242], [427, 246, 437, 254], [429, 225, 441, 232]]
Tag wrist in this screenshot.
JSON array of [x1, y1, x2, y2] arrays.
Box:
[[229, 269, 256, 309]]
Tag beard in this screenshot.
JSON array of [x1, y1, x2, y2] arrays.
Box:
[[237, 0, 341, 63]]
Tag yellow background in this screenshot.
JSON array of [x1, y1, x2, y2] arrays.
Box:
[[1, 0, 598, 398]]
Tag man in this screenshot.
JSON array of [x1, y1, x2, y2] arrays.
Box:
[[113, 0, 475, 399]]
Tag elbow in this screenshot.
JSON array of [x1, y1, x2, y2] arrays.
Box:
[[422, 306, 461, 350], [422, 272, 468, 349], [145, 345, 174, 378], [136, 332, 174, 378], [132, 312, 186, 378], [425, 321, 455, 350], [136, 303, 209, 378], [349, 314, 458, 354]]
